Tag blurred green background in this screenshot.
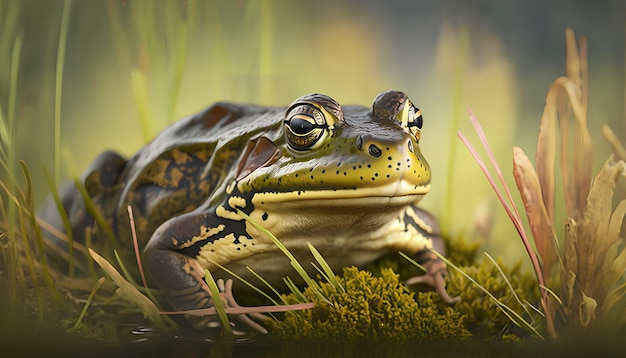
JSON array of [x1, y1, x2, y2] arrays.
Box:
[[2, 0, 625, 264]]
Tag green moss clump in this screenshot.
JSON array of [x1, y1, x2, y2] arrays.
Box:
[[268, 267, 471, 343], [446, 256, 540, 338], [445, 235, 483, 268]]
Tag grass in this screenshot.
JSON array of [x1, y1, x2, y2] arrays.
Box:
[[2, 1, 625, 354], [458, 28, 626, 337], [54, 0, 72, 184], [119, 0, 193, 141], [442, 27, 469, 236], [408, 250, 545, 341], [0, 1, 22, 297]]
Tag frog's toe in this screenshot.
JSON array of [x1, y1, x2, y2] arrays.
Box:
[[406, 272, 460, 305], [216, 278, 269, 334], [173, 279, 268, 334], [405, 249, 460, 305]]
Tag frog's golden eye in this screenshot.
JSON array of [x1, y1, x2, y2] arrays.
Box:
[[397, 100, 423, 140], [284, 104, 329, 150]]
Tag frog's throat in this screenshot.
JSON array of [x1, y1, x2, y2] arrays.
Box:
[[251, 183, 430, 204]]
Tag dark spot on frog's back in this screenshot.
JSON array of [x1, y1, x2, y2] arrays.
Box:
[[201, 103, 244, 128], [202, 104, 228, 128]]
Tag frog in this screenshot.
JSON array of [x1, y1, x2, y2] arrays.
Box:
[[38, 90, 457, 331]]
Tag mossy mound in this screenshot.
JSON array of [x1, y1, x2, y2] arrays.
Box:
[[267, 266, 471, 343], [446, 256, 540, 338]]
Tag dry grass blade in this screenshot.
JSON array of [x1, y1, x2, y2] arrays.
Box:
[[512, 147, 558, 280], [457, 125, 546, 291], [536, 28, 592, 224], [575, 159, 626, 308], [458, 111, 556, 338], [126, 205, 148, 289], [603, 125, 626, 162], [161, 303, 315, 316], [535, 90, 557, 221], [602, 238, 626, 312]]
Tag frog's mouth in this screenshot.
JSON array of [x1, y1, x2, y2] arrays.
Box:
[[252, 181, 430, 205]]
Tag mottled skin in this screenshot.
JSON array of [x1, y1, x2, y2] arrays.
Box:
[[39, 91, 455, 329]]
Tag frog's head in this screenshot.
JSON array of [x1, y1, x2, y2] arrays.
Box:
[[234, 91, 430, 213]]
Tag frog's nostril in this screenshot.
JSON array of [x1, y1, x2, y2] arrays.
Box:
[[408, 140, 414, 153], [368, 144, 382, 157], [356, 135, 383, 157]]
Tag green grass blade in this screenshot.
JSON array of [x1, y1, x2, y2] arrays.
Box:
[[539, 284, 563, 307], [0, 30, 22, 160], [112, 248, 163, 310], [203, 258, 281, 306], [407, 250, 545, 341], [73, 178, 118, 248], [398, 251, 426, 272], [54, 0, 72, 183], [283, 277, 307, 303], [70, 276, 105, 332], [113, 250, 139, 287], [204, 269, 232, 337], [20, 162, 62, 303], [42, 165, 75, 277], [4, 163, 62, 304], [0, 11, 23, 293], [0, 186, 21, 287], [18, 161, 32, 209], [442, 28, 469, 235], [131, 69, 154, 142], [166, 21, 186, 124], [245, 266, 288, 305], [308, 242, 343, 292], [84, 229, 98, 278], [89, 248, 178, 330], [310, 262, 332, 286], [17, 207, 41, 303], [524, 298, 546, 318], [484, 252, 533, 318], [236, 209, 324, 301]]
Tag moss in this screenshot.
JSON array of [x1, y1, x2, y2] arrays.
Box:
[[445, 235, 483, 268], [268, 266, 471, 343], [365, 234, 482, 280], [446, 256, 540, 338]]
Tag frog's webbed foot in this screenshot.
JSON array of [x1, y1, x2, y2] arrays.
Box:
[[210, 278, 269, 335], [405, 249, 460, 305], [169, 258, 268, 334]]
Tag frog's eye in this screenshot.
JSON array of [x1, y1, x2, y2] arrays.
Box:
[[397, 100, 423, 140], [284, 104, 329, 150]]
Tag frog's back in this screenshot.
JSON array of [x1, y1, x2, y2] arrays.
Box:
[[40, 102, 285, 250], [112, 102, 286, 243]]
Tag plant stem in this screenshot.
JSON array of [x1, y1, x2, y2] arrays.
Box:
[[54, 0, 72, 184], [443, 29, 469, 236]]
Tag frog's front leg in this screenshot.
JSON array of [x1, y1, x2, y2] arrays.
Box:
[[401, 206, 459, 304], [143, 211, 266, 331]]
